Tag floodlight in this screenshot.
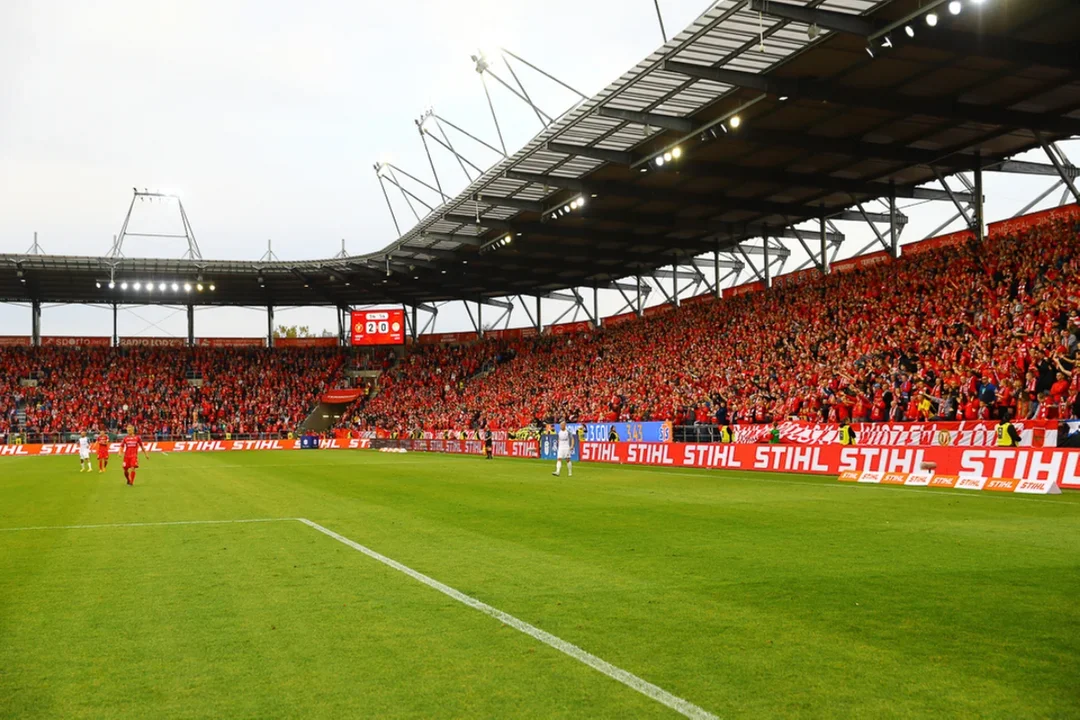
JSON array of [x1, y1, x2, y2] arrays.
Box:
[[655, 155, 665, 167], [663, 152, 672, 162], [171, 283, 179, 292], [905, 25, 915, 37], [121, 282, 129, 290], [196, 283, 204, 292], [926, 12, 938, 26], [184, 283, 192, 292], [158, 282, 167, 291], [209, 284, 215, 291], [133, 282, 141, 290], [729, 115, 741, 129], [109, 281, 116, 289], [95, 282, 101, 289], [948, 1, 961, 14]]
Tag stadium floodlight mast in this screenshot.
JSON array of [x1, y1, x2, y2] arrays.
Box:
[[107, 188, 203, 261]]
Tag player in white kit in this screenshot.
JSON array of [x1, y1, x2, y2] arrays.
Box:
[[552, 421, 574, 477], [77, 431, 92, 473]]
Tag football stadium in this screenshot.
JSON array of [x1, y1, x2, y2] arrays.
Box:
[[3, 1, 1080, 717]]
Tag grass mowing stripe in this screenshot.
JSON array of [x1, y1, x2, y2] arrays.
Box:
[[298, 518, 719, 720], [0, 518, 296, 532]]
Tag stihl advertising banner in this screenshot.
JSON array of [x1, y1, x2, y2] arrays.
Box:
[[384, 439, 540, 458], [0, 438, 371, 456], [736, 420, 1056, 447], [579, 442, 1080, 489]]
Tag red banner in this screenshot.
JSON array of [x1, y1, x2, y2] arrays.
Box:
[[274, 337, 339, 348], [385, 438, 540, 458], [643, 303, 674, 317], [417, 331, 479, 345], [723, 281, 764, 299], [321, 388, 364, 404], [0, 438, 371, 456], [0, 336, 31, 347], [119, 337, 187, 348], [351, 309, 405, 346], [605, 311, 638, 327], [830, 250, 891, 274], [194, 338, 266, 348], [734, 420, 1056, 448], [547, 320, 593, 335], [681, 293, 715, 307], [771, 268, 818, 289], [988, 202, 1079, 238], [41, 337, 111, 347], [579, 442, 1080, 488], [904, 228, 974, 256]]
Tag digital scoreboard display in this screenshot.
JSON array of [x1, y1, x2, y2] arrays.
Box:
[[350, 309, 405, 346]]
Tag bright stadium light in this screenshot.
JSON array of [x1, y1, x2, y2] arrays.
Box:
[[121, 282, 129, 290], [730, 115, 742, 129], [133, 282, 141, 291], [95, 282, 101, 289], [170, 283, 178, 291], [196, 283, 204, 292], [926, 12, 938, 26], [663, 152, 672, 162], [184, 283, 192, 292], [158, 282, 167, 292], [905, 25, 915, 37], [209, 284, 215, 291], [563, 204, 571, 213], [655, 155, 665, 167], [108, 281, 116, 289], [671, 147, 682, 159], [948, 1, 962, 14]]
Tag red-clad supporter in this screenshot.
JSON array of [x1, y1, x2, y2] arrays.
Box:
[[355, 216, 1080, 434]]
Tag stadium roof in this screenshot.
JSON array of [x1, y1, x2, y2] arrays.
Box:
[[3, 0, 1079, 308]]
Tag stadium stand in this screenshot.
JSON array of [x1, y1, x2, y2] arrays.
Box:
[[5, 215, 1080, 440], [0, 348, 348, 438], [357, 214, 1080, 433]]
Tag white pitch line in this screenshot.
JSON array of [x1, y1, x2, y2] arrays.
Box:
[[0, 517, 296, 532], [297, 518, 717, 720]]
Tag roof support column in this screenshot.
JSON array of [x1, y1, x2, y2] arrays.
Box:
[[672, 260, 679, 307], [763, 241, 772, 289], [713, 251, 722, 299], [636, 275, 644, 318], [31, 300, 41, 347], [1037, 133, 1080, 205], [593, 284, 600, 328], [820, 208, 829, 275], [411, 305, 419, 342], [889, 183, 899, 259], [187, 305, 195, 347], [477, 301, 483, 339], [112, 303, 118, 347], [267, 305, 274, 348], [535, 296, 542, 333], [974, 152, 985, 243]]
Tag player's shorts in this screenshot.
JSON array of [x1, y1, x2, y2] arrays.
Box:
[[97, 449, 109, 459], [557, 447, 572, 460], [123, 454, 139, 470], [79, 450, 91, 461]]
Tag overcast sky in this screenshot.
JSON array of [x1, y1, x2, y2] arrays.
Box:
[[1, 0, 1075, 339]]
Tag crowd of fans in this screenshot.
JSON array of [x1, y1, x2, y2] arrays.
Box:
[[4, 215, 1079, 439], [0, 347, 347, 438], [360, 215, 1080, 433]]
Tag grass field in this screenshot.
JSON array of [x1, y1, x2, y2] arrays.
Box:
[[1, 450, 1079, 719]]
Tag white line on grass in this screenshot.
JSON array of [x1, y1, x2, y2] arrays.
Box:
[[0, 517, 296, 532], [297, 517, 718, 720]]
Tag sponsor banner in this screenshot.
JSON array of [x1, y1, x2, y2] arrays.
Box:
[[734, 420, 1056, 448], [321, 388, 364, 404], [351, 309, 405, 346], [0, 438, 372, 456], [194, 338, 266, 348], [540, 432, 580, 462], [383, 439, 539, 459], [119, 337, 187, 348], [830, 250, 891, 274], [985, 478, 1020, 492], [274, 337, 338, 348], [681, 292, 715, 307], [643, 303, 674, 318], [582, 421, 673, 443], [605, 311, 638, 327], [771, 268, 818, 289], [858, 471, 883, 484], [955, 475, 988, 491], [881, 473, 909, 485], [904, 228, 974, 256], [417, 331, 479, 345], [416, 430, 510, 442], [41, 336, 112, 347], [838, 470, 860, 482], [988, 202, 1079, 239], [723, 281, 764, 299], [0, 336, 32, 346], [577, 442, 1080, 489], [546, 320, 593, 335]]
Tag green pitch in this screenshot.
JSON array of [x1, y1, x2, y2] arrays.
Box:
[[1, 451, 1079, 719]]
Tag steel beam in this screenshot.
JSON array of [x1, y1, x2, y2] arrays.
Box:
[[504, 170, 585, 191], [1036, 133, 1080, 204], [691, 257, 743, 271], [990, 159, 1080, 179], [663, 60, 1080, 137], [473, 194, 545, 213], [546, 141, 634, 165], [595, 107, 694, 133]]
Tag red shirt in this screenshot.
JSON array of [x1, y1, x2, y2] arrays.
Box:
[[121, 435, 141, 455], [97, 434, 110, 454]]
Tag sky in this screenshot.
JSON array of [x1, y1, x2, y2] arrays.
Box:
[[0, 0, 1076, 339]]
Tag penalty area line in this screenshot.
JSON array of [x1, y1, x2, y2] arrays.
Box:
[[297, 517, 718, 720]]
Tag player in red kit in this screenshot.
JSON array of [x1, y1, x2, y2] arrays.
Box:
[[94, 430, 111, 473], [120, 425, 148, 486]]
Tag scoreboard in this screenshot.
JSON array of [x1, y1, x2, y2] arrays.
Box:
[[350, 309, 405, 346]]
